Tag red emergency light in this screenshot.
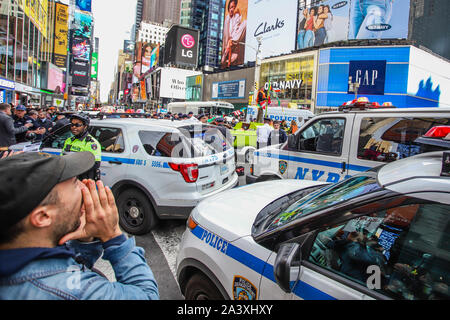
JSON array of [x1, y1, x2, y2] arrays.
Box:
[[424, 126, 450, 139]]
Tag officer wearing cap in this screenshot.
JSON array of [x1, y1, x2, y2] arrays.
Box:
[[62, 113, 102, 181], [12, 105, 36, 143]]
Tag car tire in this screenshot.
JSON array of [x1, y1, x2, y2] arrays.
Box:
[[117, 188, 158, 235], [184, 273, 225, 300]]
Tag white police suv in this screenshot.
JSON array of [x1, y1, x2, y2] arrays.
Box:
[[246, 101, 450, 184], [12, 117, 238, 234], [176, 144, 450, 300]]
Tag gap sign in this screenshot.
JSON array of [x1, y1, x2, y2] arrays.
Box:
[[348, 60, 386, 95]]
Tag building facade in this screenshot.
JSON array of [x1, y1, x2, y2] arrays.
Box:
[[180, 0, 224, 69], [0, 0, 62, 107], [137, 21, 168, 46], [409, 0, 450, 61]]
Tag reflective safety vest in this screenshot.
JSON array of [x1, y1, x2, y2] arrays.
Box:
[[62, 134, 101, 162]]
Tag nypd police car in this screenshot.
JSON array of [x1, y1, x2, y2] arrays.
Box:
[[176, 145, 450, 300], [246, 101, 450, 184], [11, 117, 238, 235]]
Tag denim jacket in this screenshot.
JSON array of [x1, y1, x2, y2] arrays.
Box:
[[0, 235, 159, 300]]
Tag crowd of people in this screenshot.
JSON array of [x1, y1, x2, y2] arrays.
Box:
[[0, 103, 70, 151]]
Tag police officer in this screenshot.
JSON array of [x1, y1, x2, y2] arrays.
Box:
[[62, 113, 102, 181]]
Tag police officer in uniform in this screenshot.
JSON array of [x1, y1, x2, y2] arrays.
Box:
[[62, 113, 102, 181]]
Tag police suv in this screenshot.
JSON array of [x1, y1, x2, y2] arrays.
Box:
[[176, 131, 450, 300], [11, 117, 238, 234], [246, 101, 450, 184]]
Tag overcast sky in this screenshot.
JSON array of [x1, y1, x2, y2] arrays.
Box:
[[92, 0, 137, 102], [61, 0, 137, 103]]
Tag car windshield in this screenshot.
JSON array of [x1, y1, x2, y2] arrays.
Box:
[[260, 174, 382, 234]]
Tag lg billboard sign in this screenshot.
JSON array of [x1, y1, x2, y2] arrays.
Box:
[[164, 26, 199, 68], [181, 34, 195, 59]]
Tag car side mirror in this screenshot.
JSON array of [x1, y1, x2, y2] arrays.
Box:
[[274, 242, 301, 293], [287, 134, 297, 150]]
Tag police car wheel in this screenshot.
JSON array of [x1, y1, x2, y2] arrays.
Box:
[[117, 188, 157, 235], [185, 273, 224, 300]]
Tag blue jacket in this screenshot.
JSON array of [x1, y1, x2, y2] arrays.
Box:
[[0, 235, 159, 300]]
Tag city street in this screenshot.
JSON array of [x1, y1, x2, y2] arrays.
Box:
[[1, 0, 449, 303], [95, 220, 186, 300], [94, 173, 248, 300]]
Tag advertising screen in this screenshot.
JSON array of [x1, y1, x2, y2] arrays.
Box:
[[73, 11, 93, 39], [296, 0, 411, 50], [47, 63, 64, 93], [348, 0, 410, 40], [297, 0, 350, 50], [71, 37, 91, 61], [348, 60, 386, 95], [91, 52, 98, 80], [76, 0, 92, 12], [175, 28, 199, 68], [212, 79, 246, 99], [244, 0, 298, 63], [124, 40, 135, 55], [133, 42, 153, 83], [71, 60, 90, 86], [159, 68, 202, 100], [53, 2, 69, 68], [221, 0, 248, 68]]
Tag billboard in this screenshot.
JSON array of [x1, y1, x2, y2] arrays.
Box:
[[212, 79, 246, 99], [73, 11, 93, 39], [72, 37, 91, 61], [244, 0, 298, 63], [47, 63, 64, 93], [133, 42, 153, 83], [91, 52, 98, 80], [53, 2, 69, 68], [16, 0, 48, 38], [348, 60, 386, 95], [221, 0, 248, 68], [124, 40, 135, 54], [159, 67, 202, 100], [164, 26, 199, 68], [296, 0, 411, 50], [348, 0, 410, 40], [71, 60, 90, 86], [297, 0, 350, 50], [76, 0, 92, 12]]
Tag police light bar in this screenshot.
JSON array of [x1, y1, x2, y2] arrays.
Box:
[[424, 126, 450, 139], [338, 97, 396, 111]]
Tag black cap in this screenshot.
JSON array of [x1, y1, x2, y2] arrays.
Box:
[[0, 152, 95, 232], [215, 117, 224, 123]]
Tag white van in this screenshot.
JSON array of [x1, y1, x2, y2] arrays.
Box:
[[246, 106, 315, 127], [167, 101, 234, 116], [246, 105, 450, 184]]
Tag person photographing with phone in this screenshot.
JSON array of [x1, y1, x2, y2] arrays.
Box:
[[62, 113, 102, 181], [0, 152, 159, 300]]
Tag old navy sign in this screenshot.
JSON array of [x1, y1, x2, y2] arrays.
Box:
[[348, 60, 386, 95]]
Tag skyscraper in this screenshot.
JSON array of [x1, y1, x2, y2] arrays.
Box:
[[136, 0, 181, 27], [180, 0, 224, 68]]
